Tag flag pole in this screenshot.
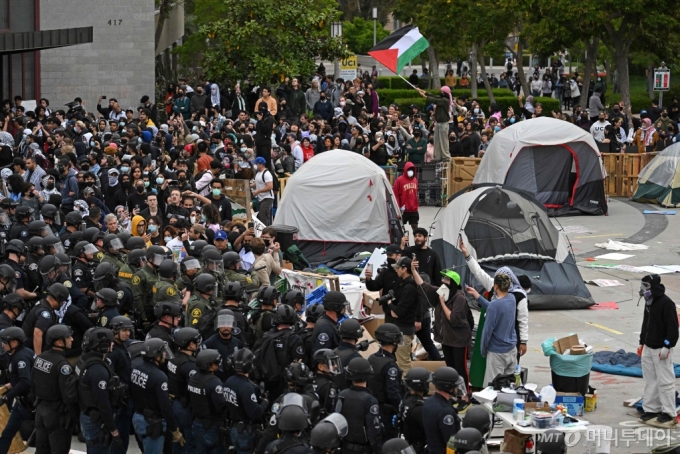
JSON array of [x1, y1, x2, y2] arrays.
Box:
[[396, 73, 420, 91]]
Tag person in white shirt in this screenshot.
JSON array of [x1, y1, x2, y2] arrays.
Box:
[[286, 134, 304, 170], [589, 112, 610, 143], [251, 157, 275, 226]]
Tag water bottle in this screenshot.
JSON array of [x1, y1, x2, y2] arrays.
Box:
[[540, 384, 557, 405], [514, 364, 522, 387]]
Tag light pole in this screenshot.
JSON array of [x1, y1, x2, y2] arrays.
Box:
[[331, 22, 342, 80], [372, 8, 378, 46]]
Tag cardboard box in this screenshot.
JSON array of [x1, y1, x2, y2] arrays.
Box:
[[553, 334, 580, 354], [361, 316, 384, 338], [411, 360, 447, 393], [524, 401, 549, 411], [501, 429, 530, 454], [555, 392, 584, 416], [571, 345, 586, 355], [363, 291, 384, 315]]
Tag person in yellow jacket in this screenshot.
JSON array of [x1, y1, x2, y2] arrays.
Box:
[[131, 215, 153, 247]]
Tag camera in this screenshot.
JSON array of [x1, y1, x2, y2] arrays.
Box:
[[377, 290, 395, 305]]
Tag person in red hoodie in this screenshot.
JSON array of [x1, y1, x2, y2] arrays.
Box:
[[393, 161, 419, 229], [301, 137, 315, 162]]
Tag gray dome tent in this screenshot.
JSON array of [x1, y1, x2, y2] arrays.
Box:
[[632, 143, 680, 207], [431, 185, 594, 310]]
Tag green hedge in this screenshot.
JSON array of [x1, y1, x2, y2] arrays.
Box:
[[376, 76, 517, 92], [392, 96, 560, 118], [377, 88, 515, 107]]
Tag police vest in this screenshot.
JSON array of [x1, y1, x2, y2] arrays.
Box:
[[167, 352, 195, 404], [76, 355, 124, 411], [338, 388, 371, 445], [33, 350, 72, 403], [333, 345, 360, 390], [367, 353, 393, 404], [188, 371, 223, 420], [400, 393, 425, 444]]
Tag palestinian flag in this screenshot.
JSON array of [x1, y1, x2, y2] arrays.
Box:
[[368, 25, 429, 74]]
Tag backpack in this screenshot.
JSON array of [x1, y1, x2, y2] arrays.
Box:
[[252, 330, 289, 380], [284, 245, 311, 271], [260, 168, 280, 194]]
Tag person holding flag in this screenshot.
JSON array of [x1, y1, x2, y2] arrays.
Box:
[[414, 86, 457, 161]]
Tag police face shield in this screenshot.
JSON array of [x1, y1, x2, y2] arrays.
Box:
[[205, 259, 224, 274], [50, 241, 65, 255], [108, 238, 124, 254], [0, 212, 10, 228], [325, 355, 343, 375], [149, 253, 165, 267], [41, 269, 58, 285], [161, 342, 175, 361], [321, 413, 349, 439], [216, 314, 236, 331], [40, 225, 55, 239], [93, 274, 110, 292], [279, 393, 307, 414], [182, 258, 201, 276], [82, 244, 99, 260], [58, 260, 72, 278]]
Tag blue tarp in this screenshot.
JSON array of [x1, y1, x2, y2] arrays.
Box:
[[591, 349, 680, 378]]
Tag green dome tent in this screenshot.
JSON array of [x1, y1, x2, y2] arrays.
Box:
[[632, 144, 680, 207]]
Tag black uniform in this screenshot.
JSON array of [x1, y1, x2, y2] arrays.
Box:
[[422, 392, 460, 454], [256, 328, 305, 399], [4, 259, 28, 294], [111, 282, 134, 316], [131, 360, 178, 435], [146, 322, 175, 347], [8, 221, 29, 242], [224, 374, 268, 444], [72, 260, 93, 294], [399, 393, 426, 453], [203, 334, 242, 381], [251, 308, 276, 340], [55, 273, 88, 310], [62, 304, 94, 358], [188, 370, 229, 450], [336, 386, 382, 454], [0, 313, 14, 330], [333, 342, 362, 390], [311, 314, 340, 353], [167, 351, 197, 452], [256, 387, 318, 454], [312, 372, 338, 418], [264, 432, 313, 454], [225, 304, 254, 347], [108, 341, 132, 387], [0, 345, 34, 454], [24, 254, 42, 294], [31, 348, 78, 454], [59, 229, 76, 251], [22, 300, 57, 352], [97, 307, 121, 329], [367, 349, 402, 439], [298, 327, 314, 367]]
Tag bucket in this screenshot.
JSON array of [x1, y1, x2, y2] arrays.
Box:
[[585, 425, 612, 454]]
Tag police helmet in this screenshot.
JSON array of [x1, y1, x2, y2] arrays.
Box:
[[73, 241, 98, 258], [39, 255, 59, 276], [142, 338, 171, 360], [158, 259, 177, 279], [305, 303, 325, 323], [117, 231, 132, 247], [47, 283, 70, 304], [274, 304, 296, 325], [0, 265, 16, 291], [223, 281, 243, 300], [374, 323, 403, 345], [257, 286, 280, 306], [28, 220, 48, 237], [231, 348, 255, 373], [221, 251, 241, 268], [202, 249, 222, 272], [462, 406, 492, 438], [15, 206, 32, 220], [0, 327, 26, 344], [103, 234, 124, 252], [55, 253, 71, 271], [535, 430, 566, 454], [278, 403, 309, 432], [338, 318, 364, 340], [322, 291, 348, 313], [6, 240, 26, 256], [65, 211, 83, 226], [285, 362, 314, 387], [153, 300, 182, 319], [96, 288, 119, 307], [281, 289, 305, 307], [146, 245, 166, 267], [311, 349, 342, 375], [127, 340, 146, 360], [188, 240, 208, 258], [109, 316, 134, 334], [40, 204, 58, 221], [1, 293, 24, 311], [26, 236, 44, 255], [84, 227, 104, 243], [215, 309, 236, 330], [69, 231, 84, 246], [173, 327, 202, 350], [45, 325, 73, 346], [180, 257, 201, 275], [127, 249, 147, 267], [126, 236, 147, 251], [404, 367, 432, 394], [344, 357, 373, 382], [196, 349, 222, 372], [93, 262, 118, 289], [0, 199, 17, 210], [432, 367, 463, 394], [82, 327, 114, 353], [382, 438, 414, 454], [310, 414, 348, 449], [452, 427, 484, 453], [195, 274, 216, 294]]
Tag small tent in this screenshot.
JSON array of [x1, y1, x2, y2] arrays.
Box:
[[473, 117, 607, 216], [274, 150, 403, 264], [632, 144, 680, 207], [432, 185, 594, 310]]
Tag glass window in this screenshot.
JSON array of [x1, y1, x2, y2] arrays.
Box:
[[0, 0, 8, 30], [10, 0, 34, 33]]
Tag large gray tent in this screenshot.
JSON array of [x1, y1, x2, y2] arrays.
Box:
[[432, 185, 594, 310], [473, 117, 607, 216]]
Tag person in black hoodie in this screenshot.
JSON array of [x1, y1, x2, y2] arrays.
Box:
[[255, 102, 275, 169], [388, 256, 419, 373], [638, 274, 679, 428]]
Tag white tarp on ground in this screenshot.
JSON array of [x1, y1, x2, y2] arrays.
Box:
[[274, 149, 397, 243], [473, 117, 604, 184]]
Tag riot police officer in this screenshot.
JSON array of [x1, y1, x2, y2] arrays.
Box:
[[222, 281, 253, 346], [299, 303, 325, 366], [118, 243, 146, 287], [223, 250, 260, 292], [101, 234, 127, 271], [311, 349, 341, 417], [0, 292, 22, 330], [310, 413, 348, 454], [27, 220, 51, 240], [42, 234, 65, 256], [0, 327, 35, 454], [382, 439, 417, 454], [205, 309, 243, 381], [461, 407, 491, 454], [60, 211, 83, 251], [116, 231, 132, 254], [186, 274, 217, 327], [0, 199, 17, 226], [178, 256, 201, 301], [40, 204, 60, 235], [8, 206, 31, 241], [189, 349, 230, 454], [367, 323, 403, 439], [77, 327, 124, 453], [400, 367, 431, 453], [451, 428, 484, 454], [72, 241, 99, 299], [152, 260, 181, 306], [24, 236, 44, 292], [146, 300, 182, 347], [93, 262, 134, 318], [250, 285, 279, 341], [335, 357, 382, 454], [224, 348, 269, 454], [95, 288, 121, 328], [132, 245, 164, 324], [3, 239, 37, 302], [199, 248, 225, 300], [281, 289, 306, 318], [22, 282, 68, 354], [39, 254, 88, 310], [168, 327, 200, 454], [333, 319, 365, 390], [131, 338, 184, 454], [311, 291, 348, 353], [263, 394, 313, 454], [422, 367, 463, 454], [31, 325, 77, 454], [108, 316, 135, 454]]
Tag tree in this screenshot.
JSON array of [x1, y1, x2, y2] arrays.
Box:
[[176, 0, 348, 84], [337, 0, 395, 23], [343, 17, 390, 55]]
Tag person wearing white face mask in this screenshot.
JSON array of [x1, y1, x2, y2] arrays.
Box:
[[207, 180, 233, 222], [393, 162, 420, 231]]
